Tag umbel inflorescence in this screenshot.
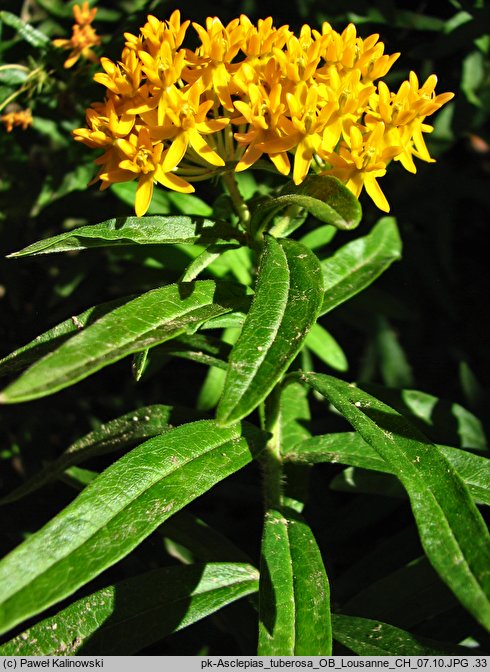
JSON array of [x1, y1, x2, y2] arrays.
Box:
[[73, 11, 454, 216]]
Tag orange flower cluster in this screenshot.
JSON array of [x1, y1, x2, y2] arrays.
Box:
[[53, 2, 101, 69], [73, 12, 453, 215], [1, 109, 33, 132]]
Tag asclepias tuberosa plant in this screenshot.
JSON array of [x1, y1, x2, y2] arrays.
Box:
[[0, 9, 489, 657]]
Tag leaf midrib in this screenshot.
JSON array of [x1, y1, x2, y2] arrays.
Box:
[[0, 427, 241, 610], [323, 225, 396, 291], [305, 375, 490, 624], [3, 286, 228, 401]]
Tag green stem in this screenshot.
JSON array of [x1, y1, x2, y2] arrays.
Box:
[[221, 171, 251, 232], [0, 64, 30, 73], [260, 384, 284, 510], [0, 88, 24, 114]]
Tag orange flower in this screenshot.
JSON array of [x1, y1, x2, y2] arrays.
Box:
[[53, 4, 101, 68], [74, 13, 453, 214], [1, 109, 33, 132], [73, 2, 97, 27]]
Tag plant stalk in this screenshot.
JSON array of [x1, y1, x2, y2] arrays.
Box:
[[221, 171, 251, 232], [260, 384, 284, 510]]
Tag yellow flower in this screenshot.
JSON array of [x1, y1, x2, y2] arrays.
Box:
[[73, 2, 97, 27], [72, 99, 135, 149], [149, 83, 228, 172], [75, 12, 453, 215], [325, 122, 402, 212], [101, 127, 194, 216], [365, 73, 454, 173], [93, 50, 142, 99], [233, 81, 292, 175], [183, 17, 246, 110]]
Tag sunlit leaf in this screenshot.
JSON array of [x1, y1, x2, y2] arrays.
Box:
[[0, 563, 259, 655], [320, 217, 402, 315], [217, 237, 323, 425], [0, 420, 261, 635], [301, 374, 490, 630], [0, 280, 246, 403], [258, 508, 331, 655]]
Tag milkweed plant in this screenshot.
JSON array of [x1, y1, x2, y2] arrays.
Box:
[[1, 7, 489, 658]]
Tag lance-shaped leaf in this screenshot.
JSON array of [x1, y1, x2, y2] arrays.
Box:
[[320, 217, 402, 316], [301, 373, 490, 631], [0, 11, 51, 47], [217, 237, 323, 425], [0, 405, 206, 505], [0, 420, 261, 636], [305, 322, 348, 371], [0, 297, 130, 377], [0, 280, 246, 404], [161, 511, 252, 564], [0, 562, 259, 656], [284, 432, 490, 506], [250, 175, 361, 237], [258, 508, 331, 655], [8, 216, 242, 257], [332, 614, 464, 656]]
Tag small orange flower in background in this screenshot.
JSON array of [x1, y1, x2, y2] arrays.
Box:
[[1, 109, 33, 132], [53, 3, 101, 69], [73, 11, 454, 215]]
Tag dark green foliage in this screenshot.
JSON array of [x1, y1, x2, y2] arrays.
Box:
[[0, 0, 489, 658]]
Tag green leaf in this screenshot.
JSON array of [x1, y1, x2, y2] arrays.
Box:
[[9, 216, 242, 257], [330, 467, 406, 499], [301, 373, 490, 630], [332, 614, 463, 656], [33, 163, 97, 214], [372, 315, 414, 388], [0, 297, 130, 377], [158, 332, 232, 370], [201, 312, 246, 331], [198, 366, 227, 411], [342, 556, 456, 630], [60, 466, 98, 490], [285, 431, 490, 506], [0, 66, 28, 86], [0, 562, 259, 655], [0, 280, 245, 403], [196, 327, 240, 411], [0, 405, 190, 505], [111, 181, 171, 214], [132, 348, 149, 381], [166, 191, 213, 216], [305, 322, 348, 371], [280, 383, 312, 512], [111, 180, 212, 216], [462, 50, 484, 107], [181, 245, 237, 282], [161, 511, 252, 564], [280, 383, 311, 452], [0, 420, 261, 636], [250, 175, 362, 237], [0, 11, 51, 47], [258, 508, 331, 655], [217, 237, 324, 425], [361, 384, 487, 451], [299, 224, 337, 250], [320, 217, 402, 316]]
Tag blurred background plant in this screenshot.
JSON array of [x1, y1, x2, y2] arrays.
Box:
[[0, 0, 489, 655]]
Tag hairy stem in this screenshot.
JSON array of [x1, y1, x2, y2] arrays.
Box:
[[260, 385, 284, 510]]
